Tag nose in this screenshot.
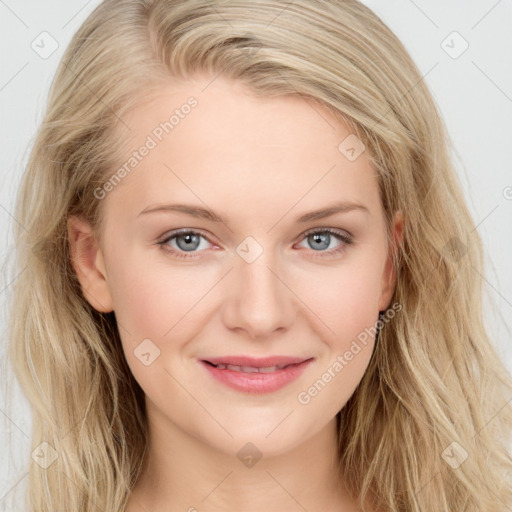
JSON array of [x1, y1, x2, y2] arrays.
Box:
[[221, 250, 296, 339]]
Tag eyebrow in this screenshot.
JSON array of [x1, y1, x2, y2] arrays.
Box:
[[137, 201, 370, 224]]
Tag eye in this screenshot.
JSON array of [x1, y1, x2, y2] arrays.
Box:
[[158, 229, 215, 259], [296, 228, 353, 257], [157, 227, 353, 260]]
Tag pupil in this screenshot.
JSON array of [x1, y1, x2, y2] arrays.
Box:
[[310, 233, 329, 251], [178, 233, 199, 251]]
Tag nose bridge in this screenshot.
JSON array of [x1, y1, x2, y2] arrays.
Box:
[[222, 242, 295, 337]]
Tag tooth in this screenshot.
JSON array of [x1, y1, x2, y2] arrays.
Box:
[[215, 364, 284, 373], [240, 366, 260, 373], [258, 366, 278, 373]]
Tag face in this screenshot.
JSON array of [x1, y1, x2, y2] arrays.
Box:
[[69, 74, 402, 459]]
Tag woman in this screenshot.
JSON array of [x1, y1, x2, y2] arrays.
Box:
[[8, 0, 512, 511]]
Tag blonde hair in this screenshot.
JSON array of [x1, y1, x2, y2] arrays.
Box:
[[6, 0, 512, 510]]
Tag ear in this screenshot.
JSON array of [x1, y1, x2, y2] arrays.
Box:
[[378, 211, 404, 311], [67, 215, 114, 313]]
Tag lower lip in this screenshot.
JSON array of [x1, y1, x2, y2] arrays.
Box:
[[200, 359, 313, 394]]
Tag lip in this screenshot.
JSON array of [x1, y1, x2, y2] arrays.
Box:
[[199, 355, 314, 394]]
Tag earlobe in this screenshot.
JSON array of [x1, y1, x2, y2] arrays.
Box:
[[67, 215, 114, 313], [378, 211, 404, 311]]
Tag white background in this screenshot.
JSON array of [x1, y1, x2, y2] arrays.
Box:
[[1, 1, 511, 509]]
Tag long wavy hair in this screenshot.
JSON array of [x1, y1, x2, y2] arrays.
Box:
[[6, 0, 512, 510]]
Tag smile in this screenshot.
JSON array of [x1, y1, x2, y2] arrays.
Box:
[[199, 357, 314, 394]]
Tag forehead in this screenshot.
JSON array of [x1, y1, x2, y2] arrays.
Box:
[[105, 75, 382, 223]]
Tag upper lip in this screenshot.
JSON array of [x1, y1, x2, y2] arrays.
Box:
[[202, 356, 313, 368]]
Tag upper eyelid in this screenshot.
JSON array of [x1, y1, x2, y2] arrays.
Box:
[[160, 227, 210, 241], [301, 226, 352, 237]]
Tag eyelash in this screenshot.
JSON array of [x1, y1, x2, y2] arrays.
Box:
[[157, 227, 353, 260]]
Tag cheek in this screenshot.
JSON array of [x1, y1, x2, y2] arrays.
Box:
[[109, 260, 211, 338], [292, 257, 384, 346], [106, 259, 217, 396], [292, 263, 382, 416]]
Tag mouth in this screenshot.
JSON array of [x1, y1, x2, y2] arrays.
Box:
[[199, 356, 314, 394]]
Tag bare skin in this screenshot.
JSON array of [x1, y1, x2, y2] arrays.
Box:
[[68, 74, 403, 512]]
